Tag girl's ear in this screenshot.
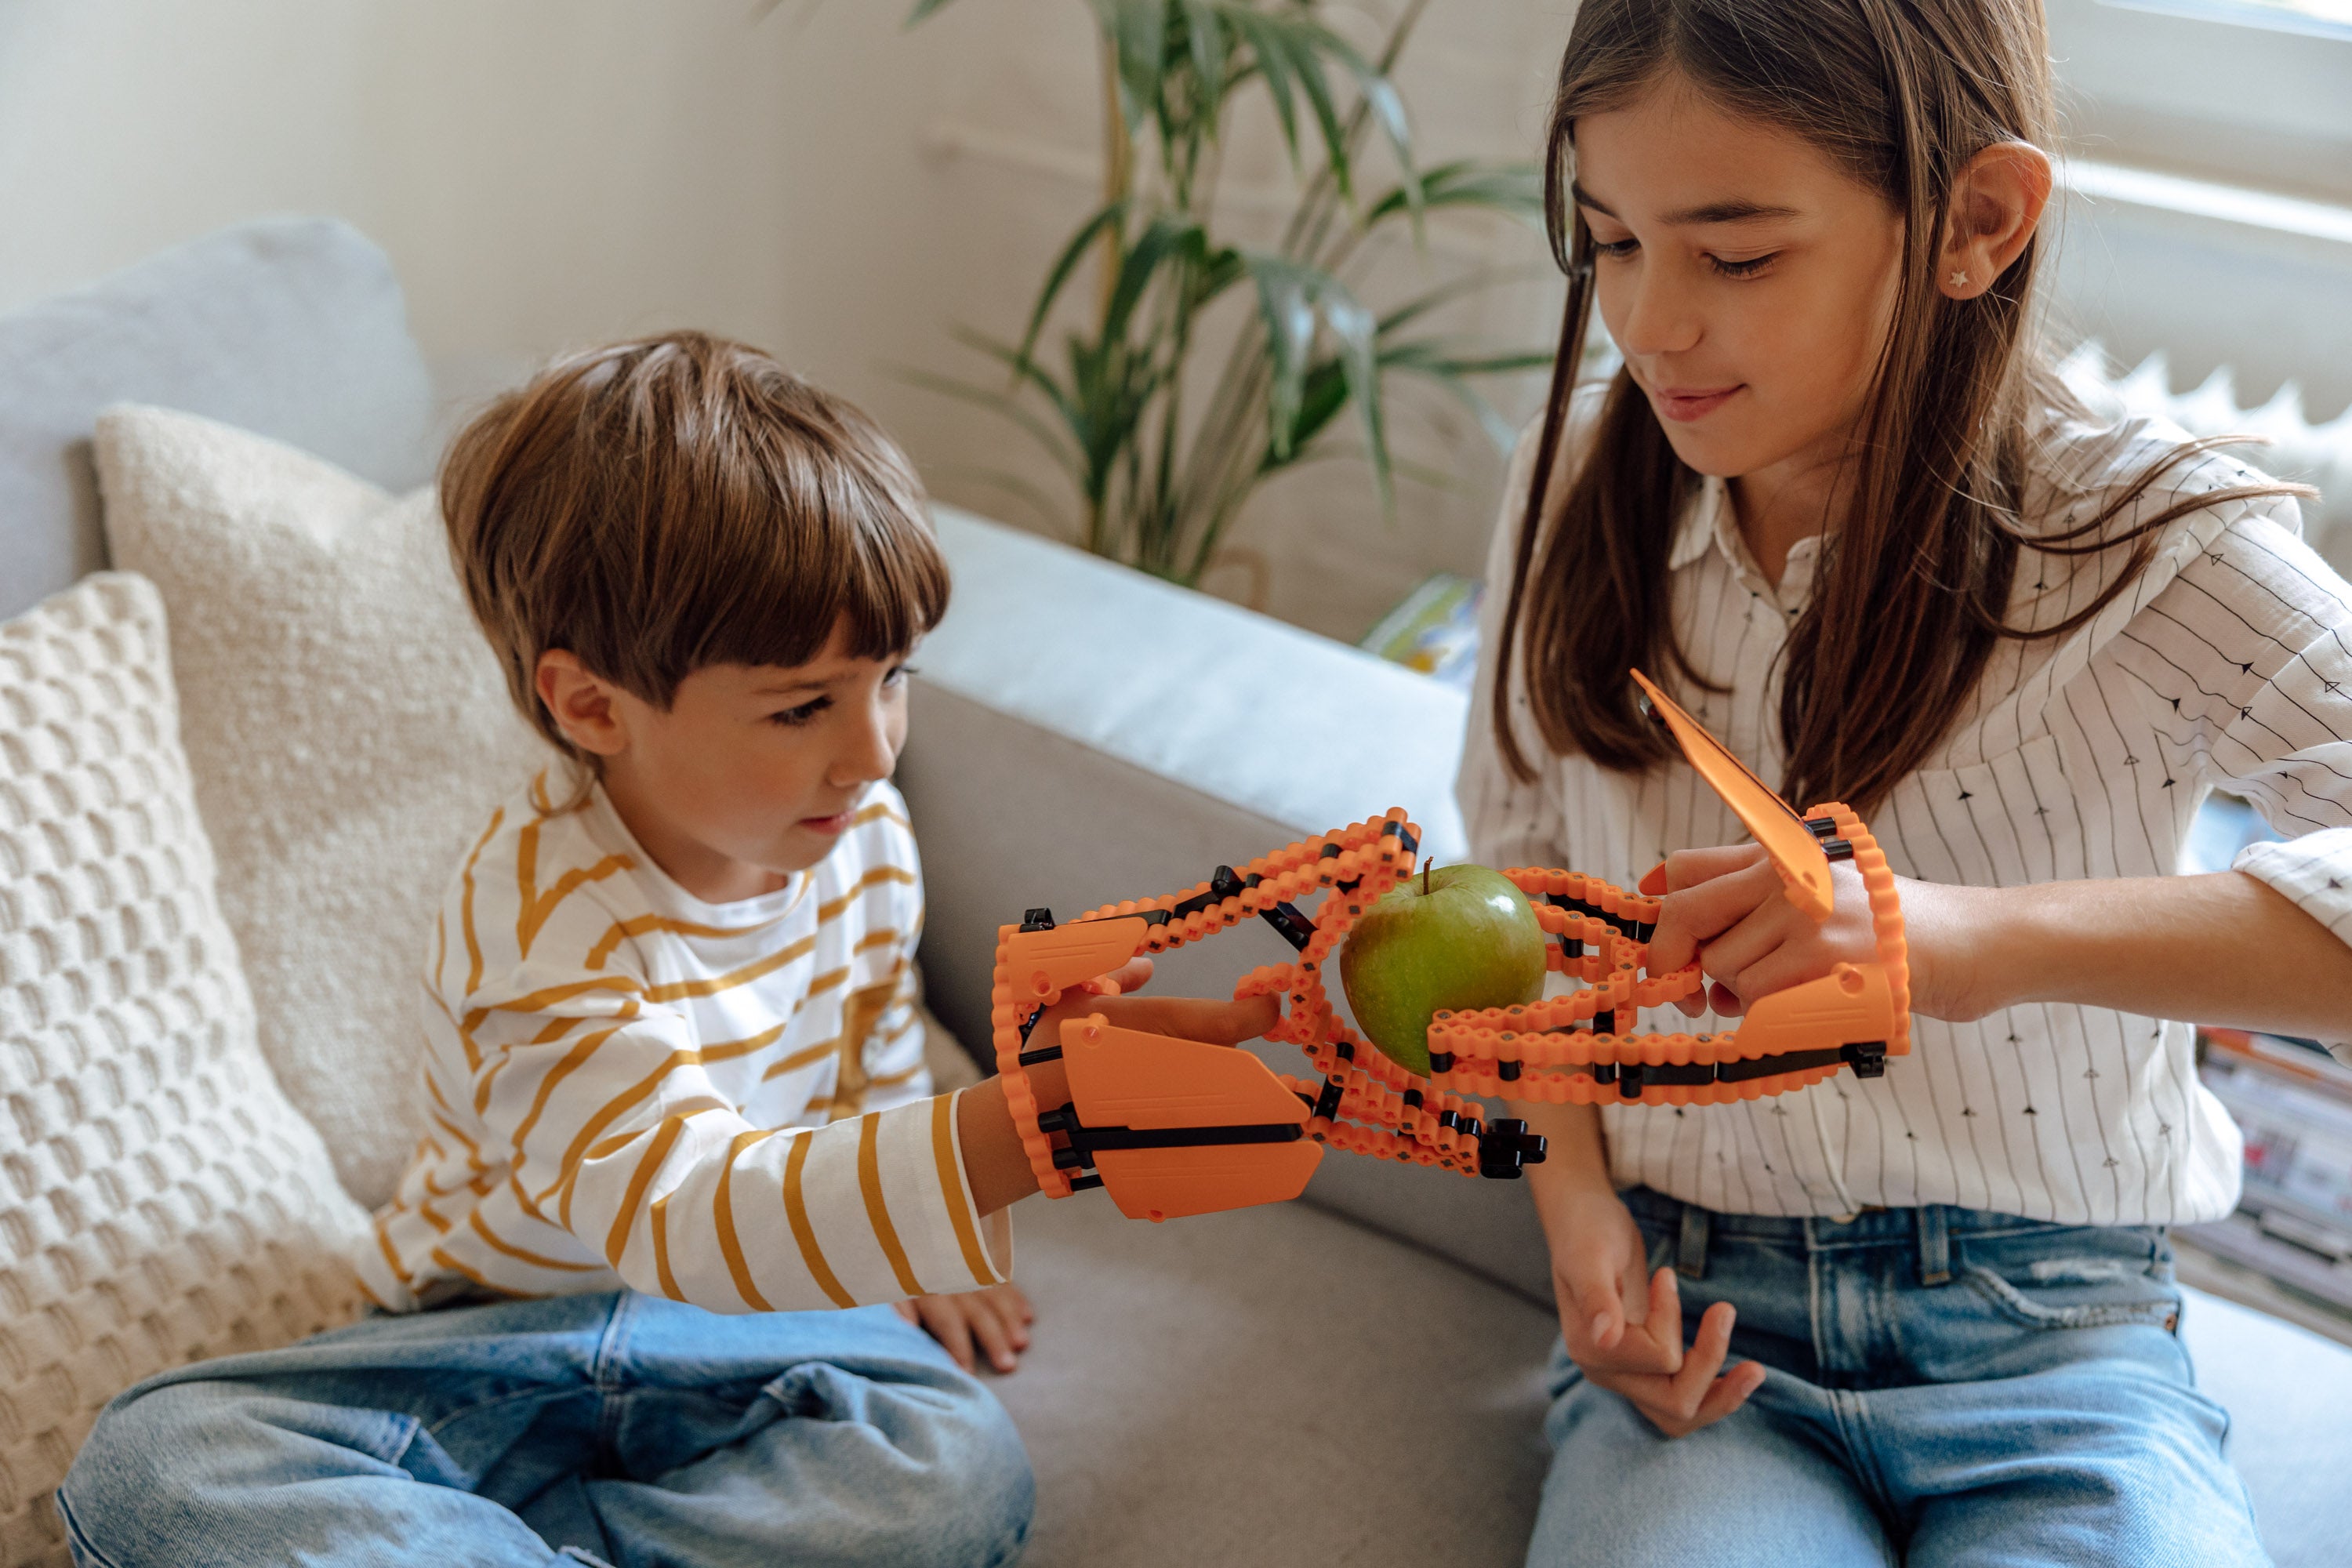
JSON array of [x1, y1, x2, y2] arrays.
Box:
[[1936, 141, 2053, 301]]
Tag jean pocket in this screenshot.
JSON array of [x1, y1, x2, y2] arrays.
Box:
[[1960, 1261, 2182, 1331]]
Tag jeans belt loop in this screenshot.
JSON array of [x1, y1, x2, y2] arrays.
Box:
[[1676, 1200, 1711, 1282], [1918, 1203, 1952, 1287]]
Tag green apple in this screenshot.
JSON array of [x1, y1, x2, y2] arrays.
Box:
[[1339, 863, 1548, 1075]]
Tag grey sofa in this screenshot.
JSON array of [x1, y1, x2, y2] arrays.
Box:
[[6, 219, 2350, 1567]]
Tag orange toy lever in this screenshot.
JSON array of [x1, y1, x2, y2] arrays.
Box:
[[989, 673, 1910, 1220]]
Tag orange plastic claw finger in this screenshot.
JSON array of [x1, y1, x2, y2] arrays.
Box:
[[1056, 1018, 1323, 1223]]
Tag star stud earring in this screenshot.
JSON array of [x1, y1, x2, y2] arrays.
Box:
[[1948, 269, 1969, 289]]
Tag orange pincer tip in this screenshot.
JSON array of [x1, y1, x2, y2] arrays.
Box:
[[1638, 862, 1668, 897]]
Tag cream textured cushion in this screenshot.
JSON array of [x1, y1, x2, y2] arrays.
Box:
[[0, 574, 367, 1566], [95, 406, 553, 1208]]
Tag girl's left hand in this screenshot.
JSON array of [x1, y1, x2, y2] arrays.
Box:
[[1644, 844, 1990, 1022], [895, 1282, 1036, 1374]]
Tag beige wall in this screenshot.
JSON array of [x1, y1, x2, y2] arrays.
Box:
[[0, 0, 1568, 640], [1, 0, 2344, 641]]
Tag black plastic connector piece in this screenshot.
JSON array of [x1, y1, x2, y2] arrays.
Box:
[[1018, 1045, 1063, 1068], [1821, 838, 1856, 863], [1052, 1146, 1088, 1171], [1036, 1107, 1073, 1136], [1312, 1077, 1345, 1121], [1021, 908, 1056, 932], [1018, 1007, 1046, 1044], [1804, 817, 1838, 840], [1333, 1040, 1354, 1062], [1069, 1172, 1105, 1192], [1259, 901, 1316, 951], [1402, 1089, 1423, 1109], [1476, 1117, 1548, 1179], [1437, 1109, 1461, 1131], [1427, 1051, 1454, 1075], [1497, 1059, 1523, 1082], [1842, 1040, 1888, 1078], [1618, 1063, 1643, 1099]]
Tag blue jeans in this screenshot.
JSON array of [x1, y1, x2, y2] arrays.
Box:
[[1527, 1188, 2270, 1568], [57, 1291, 1033, 1568]]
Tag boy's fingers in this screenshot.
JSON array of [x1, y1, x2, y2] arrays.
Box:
[[1103, 957, 1155, 993], [924, 1303, 977, 1372], [1098, 992, 1279, 1045], [1646, 1267, 1685, 1370], [968, 1304, 1019, 1372]]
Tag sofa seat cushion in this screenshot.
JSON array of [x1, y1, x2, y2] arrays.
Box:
[[0, 575, 367, 1568], [993, 1191, 1555, 1567]]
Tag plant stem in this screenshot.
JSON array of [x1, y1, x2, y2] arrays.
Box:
[[1096, 31, 1131, 328]]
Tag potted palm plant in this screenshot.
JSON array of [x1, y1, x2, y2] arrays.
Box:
[[907, 0, 1551, 590]]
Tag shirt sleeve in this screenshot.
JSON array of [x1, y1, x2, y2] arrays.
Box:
[[1458, 416, 1572, 871], [464, 960, 1007, 1312], [857, 960, 935, 1114], [2122, 496, 2352, 1050]]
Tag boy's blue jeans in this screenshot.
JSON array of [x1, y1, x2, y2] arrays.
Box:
[[56, 1290, 1033, 1568], [1526, 1186, 2270, 1568]]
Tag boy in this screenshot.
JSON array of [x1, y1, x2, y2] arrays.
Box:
[[59, 332, 1273, 1568]]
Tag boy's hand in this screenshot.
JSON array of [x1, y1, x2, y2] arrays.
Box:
[[1548, 1185, 1761, 1438], [955, 954, 1282, 1217], [895, 1282, 1036, 1373], [1017, 955, 1281, 1110], [1645, 844, 1986, 1022]]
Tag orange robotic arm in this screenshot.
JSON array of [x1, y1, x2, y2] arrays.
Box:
[[989, 672, 1910, 1221]]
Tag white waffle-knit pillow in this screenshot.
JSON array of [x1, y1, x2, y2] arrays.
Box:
[[0, 574, 367, 1567]]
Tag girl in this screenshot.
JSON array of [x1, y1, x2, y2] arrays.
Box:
[[1459, 2, 2352, 1563]]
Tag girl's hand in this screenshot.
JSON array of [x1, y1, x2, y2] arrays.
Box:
[[1548, 1185, 1762, 1439], [895, 1282, 1036, 1373], [1646, 844, 1993, 1022]]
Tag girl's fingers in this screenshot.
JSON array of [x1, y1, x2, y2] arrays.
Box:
[[1693, 1359, 1766, 1427], [1647, 858, 1781, 972], [1662, 844, 1767, 892]]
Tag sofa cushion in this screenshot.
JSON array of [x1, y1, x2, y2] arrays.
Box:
[[0, 217, 438, 622], [94, 407, 551, 1208], [0, 575, 367, 1568], [993, 1188, 1555, 1567]]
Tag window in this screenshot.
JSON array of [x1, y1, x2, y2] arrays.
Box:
[[2046, 0, 2352, 201]]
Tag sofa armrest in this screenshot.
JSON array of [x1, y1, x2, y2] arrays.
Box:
[[901, 506, 1548, 1301]]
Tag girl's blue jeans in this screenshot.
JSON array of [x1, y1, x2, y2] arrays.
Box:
[[1527, 1186, 2271, 1568], [56, 1290, 1033, 1568]]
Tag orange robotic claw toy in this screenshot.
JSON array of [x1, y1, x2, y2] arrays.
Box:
[[990, 670, 1910, 1223]]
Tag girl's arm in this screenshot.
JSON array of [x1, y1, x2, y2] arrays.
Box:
[[1940, 865, 2352, 1038], [1652, 849, 2352, 1042]]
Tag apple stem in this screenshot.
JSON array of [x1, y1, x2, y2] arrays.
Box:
[[1423, 862, 1430, 896]]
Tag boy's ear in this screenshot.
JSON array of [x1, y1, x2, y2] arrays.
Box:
[[1936, 140, 2052, 302], [535, 650, 630, 758]]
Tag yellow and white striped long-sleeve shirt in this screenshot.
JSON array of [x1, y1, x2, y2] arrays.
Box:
[[358, 773, 1009, 1312]]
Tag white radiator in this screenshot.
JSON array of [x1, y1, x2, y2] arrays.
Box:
[[2059, 340, 2352, 570]]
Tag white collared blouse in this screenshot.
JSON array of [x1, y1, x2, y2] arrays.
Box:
[[1458, 400, 2352, 1225]]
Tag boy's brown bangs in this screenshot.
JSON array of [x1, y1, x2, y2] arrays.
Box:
[[684, 480, 951, 680]]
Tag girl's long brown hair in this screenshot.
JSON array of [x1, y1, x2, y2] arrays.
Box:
[[1492, 0, 2309, 814]]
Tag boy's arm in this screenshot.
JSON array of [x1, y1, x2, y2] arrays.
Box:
[[470, 989, 1010, 1312], [951, 961, 1283, 1216]]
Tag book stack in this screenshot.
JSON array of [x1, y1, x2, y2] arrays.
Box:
[[2188, 1029, 2352, 1317]]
